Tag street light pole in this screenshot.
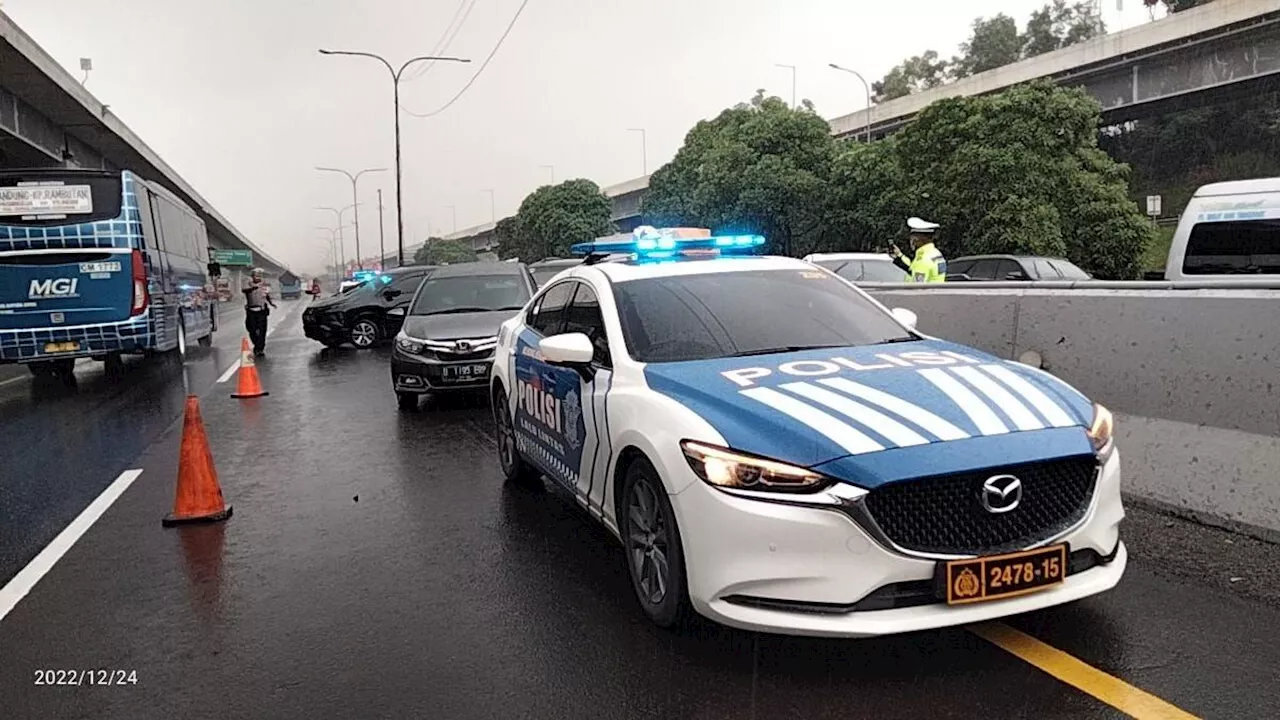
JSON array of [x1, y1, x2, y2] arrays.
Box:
[[314, 205, 360, 276], [318, 49, 471, 269], [482, 189, 495, 223], [775, 63, 797, 108], [540, 164, 555, 185], [377, 188, 386, 270], [828, 63, 873, 143], [447, 205, 457, 234], [317, 166, 385, 271], [627, 128, 647, 175]]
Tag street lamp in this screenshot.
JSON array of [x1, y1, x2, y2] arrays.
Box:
[[314, 224, 350, 282], [314, 204, 360, 275], [316, 166, 385, 271], [446, 205, 457, 234], [317, 48, 472, 268], [775, 63, 797, 108], [627, 128, 648, 175], [829, 63, 873, 143], [539, 164, 555, 184], [482, 189, 496, 223]]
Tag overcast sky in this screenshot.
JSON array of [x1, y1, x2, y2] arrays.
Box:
[[4, 0, 1163, 275]]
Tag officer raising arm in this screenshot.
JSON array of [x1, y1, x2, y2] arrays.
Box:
[[890, 217, 947, 283]]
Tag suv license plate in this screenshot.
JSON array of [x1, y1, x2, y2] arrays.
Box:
[[44, 341, 80, 353], [941, 544, 1067, 605]]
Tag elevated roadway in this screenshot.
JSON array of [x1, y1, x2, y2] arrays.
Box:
[[0, 10, 286, 275]]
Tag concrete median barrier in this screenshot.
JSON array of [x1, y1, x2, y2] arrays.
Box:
[[864, 281, 1280, 542]]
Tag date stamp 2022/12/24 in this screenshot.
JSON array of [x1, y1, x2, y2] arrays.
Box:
[[33, 669, 138, 686]]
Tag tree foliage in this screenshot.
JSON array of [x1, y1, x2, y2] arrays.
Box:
[[1023, 1, 1107, 58], [642, 93, 836, 256], [414, 237, 476, 265], [872, 52, 949, 103], [497, 179, 613, 262], [1158, 0, 1212, 11], [874, 2, 1104, 103], [832, 81, 1151, 279], [952, 14, 1022, 79]]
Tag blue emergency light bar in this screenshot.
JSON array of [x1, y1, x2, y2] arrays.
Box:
[[571, 226, 766, 260]]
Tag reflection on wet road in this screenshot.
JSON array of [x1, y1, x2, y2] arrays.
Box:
[[0, 312, 1276, 719]]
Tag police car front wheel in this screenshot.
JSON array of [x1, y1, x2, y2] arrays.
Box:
[[493, 386, 542, 487], [621, 457, 690, 629]]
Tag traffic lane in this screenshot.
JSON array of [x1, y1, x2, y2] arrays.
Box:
[[0, 301, 301, 585], [1, 327, 1118, 720], [1004, 510, 1280, 720]]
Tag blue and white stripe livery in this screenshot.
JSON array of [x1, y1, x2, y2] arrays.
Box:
[[643, 339, 1095, 488]]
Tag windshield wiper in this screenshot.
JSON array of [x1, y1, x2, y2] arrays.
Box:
[[729, 344, 844, 358], [878, 336, 918, 344]]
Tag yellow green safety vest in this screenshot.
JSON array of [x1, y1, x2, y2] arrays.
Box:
[[906, 242, 946, 283]]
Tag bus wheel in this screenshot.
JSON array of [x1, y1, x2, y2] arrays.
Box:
[[103, 353, 124, 376], [174, 322, 187, 359], [27, 362, 57, 378]]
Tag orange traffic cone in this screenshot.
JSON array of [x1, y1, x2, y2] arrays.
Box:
[[230, 337, 268, 399], [163, 395, 233, 527]]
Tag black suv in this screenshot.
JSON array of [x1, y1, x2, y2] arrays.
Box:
[[528, 258, 579, 288], [303, 266, 434, 349], [390, 262, 535, 410], [948, 255, 1092, 281]]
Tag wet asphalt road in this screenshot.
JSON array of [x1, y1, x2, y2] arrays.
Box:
[[1, 312, 1279, 719]]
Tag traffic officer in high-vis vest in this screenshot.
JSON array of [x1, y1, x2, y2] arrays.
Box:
[[890, 216, 947, 283]]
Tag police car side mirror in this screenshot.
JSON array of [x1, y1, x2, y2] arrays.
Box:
[[540, 333, 595, 377], [890, 307, 918, 330]]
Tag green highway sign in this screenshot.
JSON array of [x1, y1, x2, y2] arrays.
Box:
[[213, 249, 253, 266]]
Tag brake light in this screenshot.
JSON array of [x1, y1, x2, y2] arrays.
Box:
[[130, 250, 149, 315]]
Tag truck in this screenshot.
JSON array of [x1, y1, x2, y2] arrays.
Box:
[[279, 270, 303, 300]]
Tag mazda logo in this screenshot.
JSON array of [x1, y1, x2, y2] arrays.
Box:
[[980, 475, 1022, 514]]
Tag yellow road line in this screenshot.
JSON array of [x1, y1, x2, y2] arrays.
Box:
[[970, 622, 1201, 720]]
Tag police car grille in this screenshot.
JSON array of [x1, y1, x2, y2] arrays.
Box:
[[862, 456, 1098, 556]]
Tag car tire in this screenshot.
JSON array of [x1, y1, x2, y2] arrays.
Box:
[[349, 318, 380, 349], [492, 386, 542, 488], [620, 456, 691, 629], [396, 392, 419, 412]]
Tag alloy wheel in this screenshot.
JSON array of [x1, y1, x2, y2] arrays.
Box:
[[626, 476, 670, 605]]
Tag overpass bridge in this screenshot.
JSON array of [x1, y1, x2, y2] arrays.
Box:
[[440, 0, 1280, 250], [0, 10, 287, 275], [830, 0, 1280, 140]]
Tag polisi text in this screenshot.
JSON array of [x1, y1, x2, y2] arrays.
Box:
[[721, 350, 981, 388]]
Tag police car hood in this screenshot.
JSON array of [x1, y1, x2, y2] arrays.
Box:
[[643, 339, 1096, 489]]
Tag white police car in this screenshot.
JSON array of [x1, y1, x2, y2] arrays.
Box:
[[489, 227, 1124, 637]]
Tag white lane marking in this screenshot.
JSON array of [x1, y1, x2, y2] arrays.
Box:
[[950, 365, 1044, 431], [980, 364, 1077, 428], [740, 387, 884, 455], [215, 303, 298, 383], [0, 374, 28, 389], [0, 469, 144, 623], [918, 368, 1010, 436], [781, 382, 929, 448], [216, 361, 241, 384], [818, 377, 970, 441]]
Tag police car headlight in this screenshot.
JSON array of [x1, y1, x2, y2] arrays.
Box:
[[680, 441, 831, 494], [396, 336, 425, 355], [1088, 403, 1115, 459]]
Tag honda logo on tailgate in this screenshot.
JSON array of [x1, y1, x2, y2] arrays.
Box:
[[29, 278, 79, 299]]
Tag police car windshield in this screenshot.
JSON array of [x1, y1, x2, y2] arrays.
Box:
[[613, 268, 916, 363], [410, 274, 530, 316]]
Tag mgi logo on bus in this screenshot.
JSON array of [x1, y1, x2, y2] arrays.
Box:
[[29, 278, 79, 299]]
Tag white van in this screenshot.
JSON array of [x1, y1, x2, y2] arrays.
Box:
[[1166, 177, 1280, 282]]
